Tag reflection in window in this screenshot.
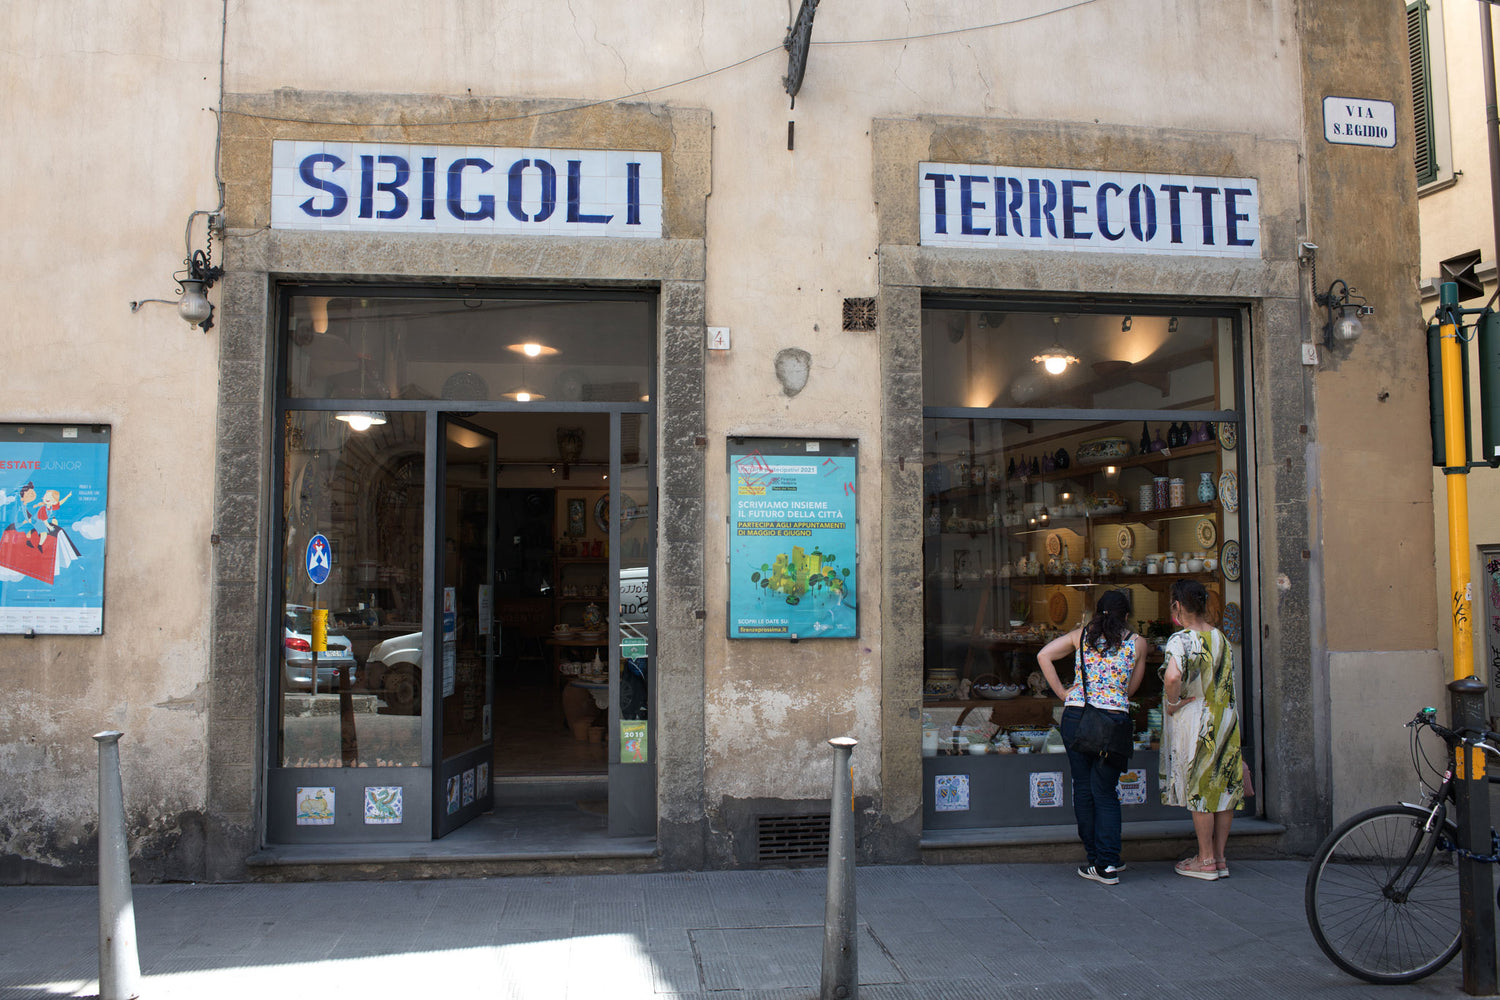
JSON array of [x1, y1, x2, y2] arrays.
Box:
[[284, 294, 654, 404], [278, 410, 426, 768], [921, 310, 1226, 411]]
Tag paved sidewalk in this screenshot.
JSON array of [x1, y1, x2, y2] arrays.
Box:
[[0, 861, 1476, 998]]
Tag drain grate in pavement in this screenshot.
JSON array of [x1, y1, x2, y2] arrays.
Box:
[[688, 924, 901, 991]]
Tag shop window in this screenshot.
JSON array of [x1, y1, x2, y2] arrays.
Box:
[[278, 410, 427, 768], [284, 293, 653, 404], [920, 305, 1249, 827]]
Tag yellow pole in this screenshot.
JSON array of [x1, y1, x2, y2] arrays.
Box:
[[1440, 293, 1474, 681]]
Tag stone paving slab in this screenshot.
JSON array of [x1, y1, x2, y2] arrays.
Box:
[[0, 861, 1481, 998]]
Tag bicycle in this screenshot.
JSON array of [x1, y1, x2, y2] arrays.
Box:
[[1304, 707, 1500, 984]]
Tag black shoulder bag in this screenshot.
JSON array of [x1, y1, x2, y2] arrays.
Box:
[[1064, 639, 1134, 761]]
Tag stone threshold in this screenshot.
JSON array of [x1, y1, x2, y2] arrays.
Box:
[[920, 817, 1286, 849]]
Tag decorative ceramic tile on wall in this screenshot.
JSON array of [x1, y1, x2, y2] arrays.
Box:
[[363, 786, 403, 825], [295, 786, 335, 825], [934, 774, 970, 812], [1028, 771, 1064, 808]]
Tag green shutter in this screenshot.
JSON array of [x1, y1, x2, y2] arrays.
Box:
[[1409, 0, 1439, 185]]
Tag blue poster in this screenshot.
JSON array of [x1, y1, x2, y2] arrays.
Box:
[[728, 438, 857, 639], [0, 425, 110, 634]]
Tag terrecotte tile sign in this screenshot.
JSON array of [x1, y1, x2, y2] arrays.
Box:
[[271, 141, 662, 237], [920, 162, 1260, 258], [1322, 96, 1396, 149]]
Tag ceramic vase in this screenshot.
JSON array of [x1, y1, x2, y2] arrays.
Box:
[[1197, 471, 1215, 503]]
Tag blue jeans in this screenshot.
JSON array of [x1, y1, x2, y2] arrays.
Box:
[[1060, 706, 1128, 868]]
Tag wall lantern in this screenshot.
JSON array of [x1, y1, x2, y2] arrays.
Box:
[[1316, 279, 1372, 349], [176, 248, 224, 332]]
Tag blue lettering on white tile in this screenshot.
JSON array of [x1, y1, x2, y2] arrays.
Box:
[[271, 141, 663, 237], [919, 162, 1260, 258]]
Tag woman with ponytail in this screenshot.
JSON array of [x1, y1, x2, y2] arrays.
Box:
[[1037, 589, 1146, 885]]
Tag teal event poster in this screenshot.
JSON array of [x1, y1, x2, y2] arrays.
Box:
[[0, 425, 110, 634], [728, 438, 857, 639]]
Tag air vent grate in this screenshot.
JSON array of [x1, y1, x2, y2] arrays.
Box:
[[842, 297, 877, 332], [756, 813, 830, 863]]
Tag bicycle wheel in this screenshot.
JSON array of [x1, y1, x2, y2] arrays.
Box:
[[1305, 804, 1461, 984]]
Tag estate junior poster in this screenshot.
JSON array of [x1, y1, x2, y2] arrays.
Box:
[[0, 424, 109, 634], [727, 438, 857, 639]]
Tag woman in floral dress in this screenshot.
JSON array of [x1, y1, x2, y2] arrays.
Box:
[[1160, 579, 1244, 880]]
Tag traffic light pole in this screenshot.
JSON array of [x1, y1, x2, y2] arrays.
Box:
[[1438, 281, 1498, 996]]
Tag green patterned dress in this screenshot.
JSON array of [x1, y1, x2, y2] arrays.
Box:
[[1159, 627, 1244, 812]]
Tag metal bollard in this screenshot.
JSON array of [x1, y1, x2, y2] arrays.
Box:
[[1448, 680, 1498, 996], [820, 736, 857, 1000], [94, 731, 141, 1000]]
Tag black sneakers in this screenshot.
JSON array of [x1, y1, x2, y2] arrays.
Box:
[[1077, 865, 1119, 885]]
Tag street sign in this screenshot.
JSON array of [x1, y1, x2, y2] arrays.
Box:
[[305, 533, 331, 586], [1441, 249, 1486, 303]]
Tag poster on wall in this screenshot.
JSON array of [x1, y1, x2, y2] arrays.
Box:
[[727, 437, 858, 640], [0, 424, 110, 635]]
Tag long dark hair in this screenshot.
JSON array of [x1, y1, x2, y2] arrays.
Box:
[[1081, 588, 1133, 653]]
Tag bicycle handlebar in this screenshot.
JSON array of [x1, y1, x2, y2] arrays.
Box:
[[1409, 707, 1500, 758]]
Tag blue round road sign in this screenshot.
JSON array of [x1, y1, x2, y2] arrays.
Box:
[[305, 533, 332, 586]]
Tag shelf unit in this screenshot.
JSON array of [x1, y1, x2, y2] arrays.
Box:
[[925, 422, 1237, 703]]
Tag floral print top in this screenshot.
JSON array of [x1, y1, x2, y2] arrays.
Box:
[[1063, 634, 1140, 711]]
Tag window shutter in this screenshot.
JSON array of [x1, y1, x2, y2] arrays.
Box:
[[1409, 0, 1438, 185]]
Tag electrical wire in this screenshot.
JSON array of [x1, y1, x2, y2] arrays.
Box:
[[224, 0, 1102, 129]]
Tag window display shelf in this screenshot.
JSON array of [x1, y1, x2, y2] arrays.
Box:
[[929, 440, 1220, 499]]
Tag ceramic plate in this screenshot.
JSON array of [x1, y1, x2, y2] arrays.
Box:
[[1046, 532, 1062, 556], [1048, 590, 1069, 626], [1116, 525, 1134, 552], [1218, 470, 1239, 514], [594, 494, 610, 532], [1222, 601, 1243, 643], [1221, 539, 1241, 582], [1216, 421, 1238, 451], [1195, 517, 1217, 549]]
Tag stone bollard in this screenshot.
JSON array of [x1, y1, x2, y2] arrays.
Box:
[[94, 730, 141, 1000], [820, 736, 857, 1000]]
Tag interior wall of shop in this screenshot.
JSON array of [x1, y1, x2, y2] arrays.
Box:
[[1420, 1, 1500, 725], [1301, 5, 1444, 828]]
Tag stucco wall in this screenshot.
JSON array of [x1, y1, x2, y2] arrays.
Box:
[[0, 6, 222, 882], [1299, 1, 1438, 837], [1, 0, 1433, 880]]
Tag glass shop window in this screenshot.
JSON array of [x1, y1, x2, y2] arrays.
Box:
[[920, 306, 1247, 754]]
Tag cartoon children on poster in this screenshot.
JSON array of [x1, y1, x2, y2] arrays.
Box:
[[0, 432, 109, 633], [0, 481, 83, 585]]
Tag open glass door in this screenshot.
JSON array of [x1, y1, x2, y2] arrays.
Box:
[[609, 411, 655, 835], [434, 415, 497, 836]]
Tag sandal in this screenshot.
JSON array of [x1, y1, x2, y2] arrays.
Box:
[[1216, 860, 1229, 878], [1174, 856, 1220, 880]]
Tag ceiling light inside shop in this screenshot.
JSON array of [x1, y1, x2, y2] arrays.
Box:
[[507, 342, 558, 358], [502, 388, 545, 402], [335, 410, 387, 432], [1033, 347, 1079, 375]]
